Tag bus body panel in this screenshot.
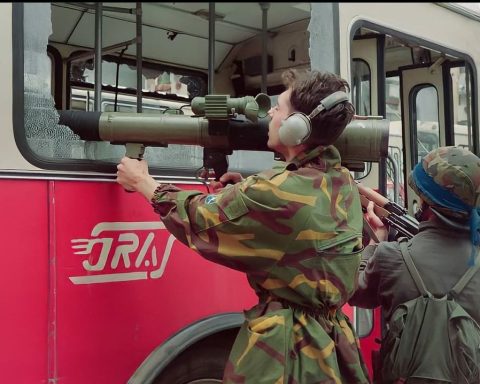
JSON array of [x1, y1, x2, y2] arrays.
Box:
[[3, 2, 480, 382], [54, 180, 259, 383], [0, 178, 258, 383], [1, 179, 49, 383], [0, 176, 357, 383]]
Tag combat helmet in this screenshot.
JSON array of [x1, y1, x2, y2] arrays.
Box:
[[408, 146, 480, 264], [408, 146, 480, 220]]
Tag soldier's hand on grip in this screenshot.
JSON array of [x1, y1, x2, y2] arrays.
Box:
[[210, 172, 244, 192], [364, 200, 389, 244]]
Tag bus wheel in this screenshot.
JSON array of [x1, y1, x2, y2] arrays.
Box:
[[153, 329, 237, 384]]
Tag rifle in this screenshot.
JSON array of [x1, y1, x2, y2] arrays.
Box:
[[357, 182, 419, 241]]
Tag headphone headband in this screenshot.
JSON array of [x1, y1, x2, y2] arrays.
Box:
[[309, 91, 350, 120]]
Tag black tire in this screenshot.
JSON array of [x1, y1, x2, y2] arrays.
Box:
[[153, 329, 238, 384]]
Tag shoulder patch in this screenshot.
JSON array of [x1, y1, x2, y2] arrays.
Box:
[[205, 194, 217, 205]]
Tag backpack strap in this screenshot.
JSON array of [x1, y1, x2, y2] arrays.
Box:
[[398, 238, 432, 297], [450, 252, 480, 296]]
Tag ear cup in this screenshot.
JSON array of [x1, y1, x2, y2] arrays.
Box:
[[278, 113, 312, 146]]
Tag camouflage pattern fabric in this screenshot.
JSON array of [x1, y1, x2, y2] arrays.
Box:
[[151, 145, 369, 383], [408, 146, 480, 219]]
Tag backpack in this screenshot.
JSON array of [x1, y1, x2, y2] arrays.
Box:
[[380, 238, 480, 384]]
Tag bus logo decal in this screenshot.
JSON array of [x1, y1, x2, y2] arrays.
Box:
[[69, 221, 175, 284]]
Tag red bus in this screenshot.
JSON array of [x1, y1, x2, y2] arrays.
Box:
[[2, 2, 479, 383]]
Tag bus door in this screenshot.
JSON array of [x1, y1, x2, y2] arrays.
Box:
[[399, 63, 446, 212], [351, 36, 384, 190]]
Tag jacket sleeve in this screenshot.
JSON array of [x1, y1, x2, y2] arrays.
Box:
[[348, 243, 383, 308], [150, 178, 270, 272]]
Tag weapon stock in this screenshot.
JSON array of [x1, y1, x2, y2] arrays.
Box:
[[357, 183, 419, 240]]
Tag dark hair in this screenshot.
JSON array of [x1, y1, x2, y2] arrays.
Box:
[[288, 70, 355, 145]]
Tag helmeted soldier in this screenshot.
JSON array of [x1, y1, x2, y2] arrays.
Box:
[[350, 146, 480, 382], [117, 70, 370, 383]]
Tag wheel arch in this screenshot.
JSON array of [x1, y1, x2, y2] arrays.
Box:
[[128, 312, 245, 384]]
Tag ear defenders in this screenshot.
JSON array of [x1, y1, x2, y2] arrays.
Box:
[[278, 91, 349, 146]]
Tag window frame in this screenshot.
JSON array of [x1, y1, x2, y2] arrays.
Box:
[[13, 3, 275, 178], [409, 83, 440, 167]]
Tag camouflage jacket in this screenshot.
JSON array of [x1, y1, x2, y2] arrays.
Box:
[[151, 145, 369, 384]]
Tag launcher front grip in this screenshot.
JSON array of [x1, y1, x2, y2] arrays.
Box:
[[125, 143, 146, 160]]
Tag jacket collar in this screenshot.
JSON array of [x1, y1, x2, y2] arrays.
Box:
[[284, 145, 342, 171]]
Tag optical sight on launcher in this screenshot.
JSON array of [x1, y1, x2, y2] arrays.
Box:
[[58, 93, 390, 179]]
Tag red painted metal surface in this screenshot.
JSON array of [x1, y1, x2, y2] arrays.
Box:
[[0, 178, 377, 383], [359, 307, 382, 380], [52, 180, 257, 383], [0, 180, 49, 383]]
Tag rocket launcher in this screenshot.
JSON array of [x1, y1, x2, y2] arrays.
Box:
[[58, 93, 390, 179]]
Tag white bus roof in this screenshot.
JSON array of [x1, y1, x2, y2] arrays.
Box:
[[438, 3, 480, 22]]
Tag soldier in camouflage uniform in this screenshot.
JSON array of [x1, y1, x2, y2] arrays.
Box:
[[350, 146, 480, 382], [117, 70, 370, 383]]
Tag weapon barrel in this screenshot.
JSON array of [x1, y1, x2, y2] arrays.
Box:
[[357, 183, 390, 207], [58, 110, 102, 141], [99, 113, 222, 147], [59, 111, 229, 147]]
